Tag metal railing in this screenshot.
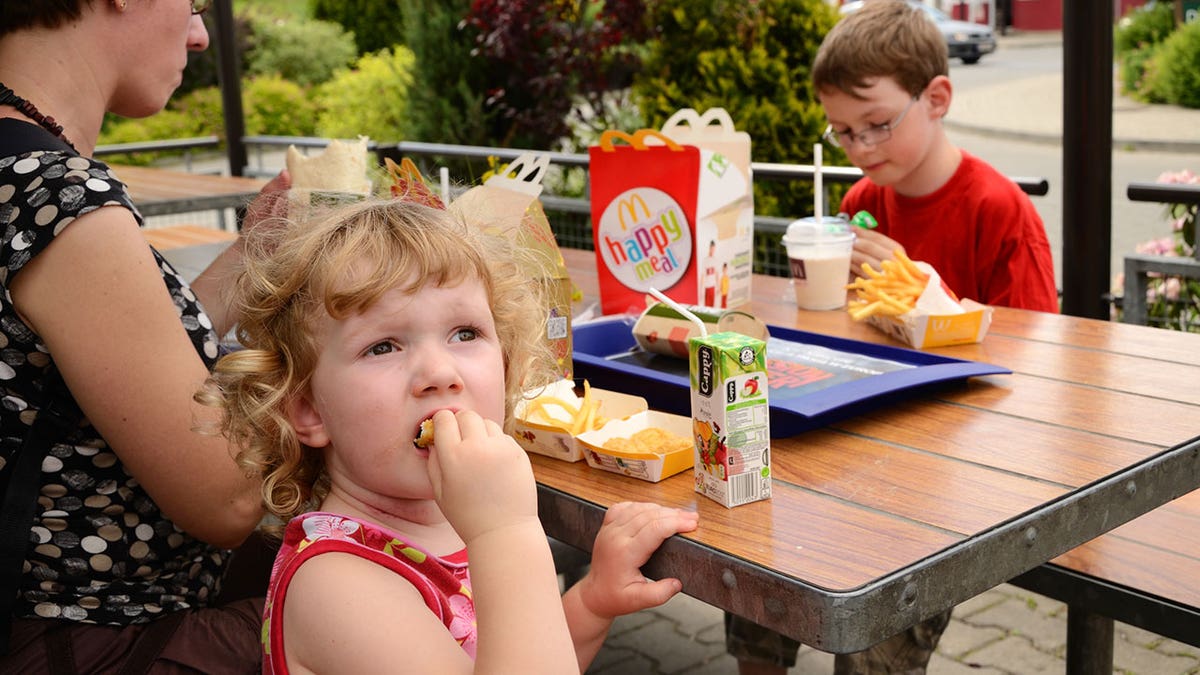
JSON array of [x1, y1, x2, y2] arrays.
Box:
[[94, 135, 221, 173], [1120, 182, 1200, 329], [235, 136, 1051, 277]]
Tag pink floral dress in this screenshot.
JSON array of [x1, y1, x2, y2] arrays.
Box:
[[262, 513, 476, 674]]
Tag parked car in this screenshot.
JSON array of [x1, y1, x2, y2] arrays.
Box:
[[839, 1, 997, 64]]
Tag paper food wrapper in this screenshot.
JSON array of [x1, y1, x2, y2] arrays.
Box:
[[449, 153, 574, 378], [514, 379, 648, 462], [863, 262, 993, 349], [287, 137, 372, 217]]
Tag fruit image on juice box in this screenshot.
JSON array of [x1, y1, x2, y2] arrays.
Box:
[[689, 331, 771, 508]]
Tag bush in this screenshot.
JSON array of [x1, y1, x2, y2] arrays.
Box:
[[1114, 1, 1176, 56], [312, 0, 405, 55], [1152, 18, 1200, 109], [244, 14, 357, 86], [243, 75, 319, 137], [97, 109, 211, 166], [1120, 43, 1169, 103], [633, 0, 840, 220], [314, 47, 415, 143]]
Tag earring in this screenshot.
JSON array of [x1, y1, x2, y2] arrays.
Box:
[[113, 0, 127, 9]]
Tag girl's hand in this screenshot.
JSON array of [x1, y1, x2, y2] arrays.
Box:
[[424, 409, 539, 544], [240, 169, 290, 236], [851, 228, 905, 279], [576, 502, 699, 619]]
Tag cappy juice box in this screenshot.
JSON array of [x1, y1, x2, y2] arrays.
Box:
[[689, 331, 771, 508]]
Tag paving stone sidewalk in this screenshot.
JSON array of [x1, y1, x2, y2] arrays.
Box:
[[587, 583, 1200, 674]]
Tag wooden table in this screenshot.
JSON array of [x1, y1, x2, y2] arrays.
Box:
[[111, 164, 266, 217], [540, 247, 1200, 656]]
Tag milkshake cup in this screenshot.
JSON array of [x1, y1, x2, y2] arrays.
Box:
[[782, 217, 855, 310]]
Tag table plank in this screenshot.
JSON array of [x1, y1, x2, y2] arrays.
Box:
[[111, 164, 266, 217]]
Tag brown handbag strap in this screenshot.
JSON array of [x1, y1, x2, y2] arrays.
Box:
[[116, 611, 188, 675]]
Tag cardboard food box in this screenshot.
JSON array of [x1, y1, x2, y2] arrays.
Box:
[[577, 410, 694, 482], [689, 331, 771, 508], [856, 262, 994, 349], [587, 111, 753, 316], [514, 379, 648, 462], [866, 299, 993, 349], [632, 301, 769, 359], [450, 153, 574, 379]]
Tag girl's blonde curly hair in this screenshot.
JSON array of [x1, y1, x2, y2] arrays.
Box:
[[197, 198, 557, 529]]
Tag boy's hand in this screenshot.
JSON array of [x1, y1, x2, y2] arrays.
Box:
[[424, 409, 539, 543], [576, 502, 699, 619], [851, 228, 906, 280]]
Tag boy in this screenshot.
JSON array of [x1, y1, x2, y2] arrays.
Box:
[[825, 0, 1058, 313], [728, 1, 1057, 673]]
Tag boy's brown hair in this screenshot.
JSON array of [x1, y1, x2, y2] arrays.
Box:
[[812, 0, 948, 98]]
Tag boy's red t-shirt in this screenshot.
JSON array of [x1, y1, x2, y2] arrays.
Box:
[[841, 151, 1060, 312]]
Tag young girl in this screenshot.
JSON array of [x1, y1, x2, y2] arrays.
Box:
[[201, 198, 699, 674]]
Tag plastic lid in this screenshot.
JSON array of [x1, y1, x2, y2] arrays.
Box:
[[781, 217, 854, 246]]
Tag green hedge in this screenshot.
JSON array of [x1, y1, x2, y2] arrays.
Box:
[[633, 0, 842, 221]]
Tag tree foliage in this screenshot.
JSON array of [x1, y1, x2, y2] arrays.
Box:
[[463, 0, 650, 149], [311, 0, 405, 55], [633, 0, 840, 219]]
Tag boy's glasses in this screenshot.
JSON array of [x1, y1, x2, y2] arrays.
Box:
[[191, 0, 213, 15], [823, 96, 920, 149]]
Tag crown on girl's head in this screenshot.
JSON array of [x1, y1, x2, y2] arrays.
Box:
[[385, 157, 446, 210]]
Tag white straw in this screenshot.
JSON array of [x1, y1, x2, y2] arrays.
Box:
[[648, 288, 707, 337], [440, 167, 451, 207], [813, 143, 823, 225]]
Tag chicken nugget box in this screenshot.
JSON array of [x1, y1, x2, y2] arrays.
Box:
[[689, 331, 771, 508], [577, 410, 693, 483], [513, 379, 648, 463]]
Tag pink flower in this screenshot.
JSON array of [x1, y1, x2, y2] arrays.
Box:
[[300, 514, 361, 542], [447, 588, 477, 651], [1157, 169, 1198, 185], [1136, 236, 1177, 257], [1165, 277, 1182, 301]]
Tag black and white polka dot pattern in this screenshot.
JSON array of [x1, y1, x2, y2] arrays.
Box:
[[0, 146, 228, 626]]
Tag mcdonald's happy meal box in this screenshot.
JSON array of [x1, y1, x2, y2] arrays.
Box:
[[588, 111, 754, 316]]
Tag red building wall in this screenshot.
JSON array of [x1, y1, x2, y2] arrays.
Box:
[[1011, 0, 1062, 30]]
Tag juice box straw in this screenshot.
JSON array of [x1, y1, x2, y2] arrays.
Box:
[[648, 288, 707, 338]]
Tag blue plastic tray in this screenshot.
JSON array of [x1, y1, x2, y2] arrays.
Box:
[[571, 315, 1010, 437]]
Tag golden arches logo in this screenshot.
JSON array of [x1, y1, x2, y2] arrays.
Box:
[[615, 194, 651, 232]]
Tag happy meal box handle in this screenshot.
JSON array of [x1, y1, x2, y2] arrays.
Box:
[[598, 129, 684, 152], [662, 107, 736, 132], [484, 152, 550, 197]]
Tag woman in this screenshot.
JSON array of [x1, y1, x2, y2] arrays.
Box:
[[0, 1, 289, 671]]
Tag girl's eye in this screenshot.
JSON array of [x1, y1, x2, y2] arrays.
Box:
[[452, 327, 479, 343], [366, 341, 397, 356]]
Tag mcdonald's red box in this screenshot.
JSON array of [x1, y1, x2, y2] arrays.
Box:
[[589, 125, 753, 316]]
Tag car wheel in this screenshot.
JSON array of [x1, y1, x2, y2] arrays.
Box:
[[962, 56, 981, 65]]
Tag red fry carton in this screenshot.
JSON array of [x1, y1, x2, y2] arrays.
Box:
[[860, 262, 994, 349]]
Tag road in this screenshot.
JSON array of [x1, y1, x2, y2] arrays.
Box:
[[942, 44, 1182, 295]]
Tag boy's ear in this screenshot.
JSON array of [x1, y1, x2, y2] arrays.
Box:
[[926, 75, 953, 118], [287, 391, 331, 448]]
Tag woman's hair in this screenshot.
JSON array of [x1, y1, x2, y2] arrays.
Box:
[[812, 0, 948, 99], [0, 1, 91, 38], [197, 198, 557, 527]]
